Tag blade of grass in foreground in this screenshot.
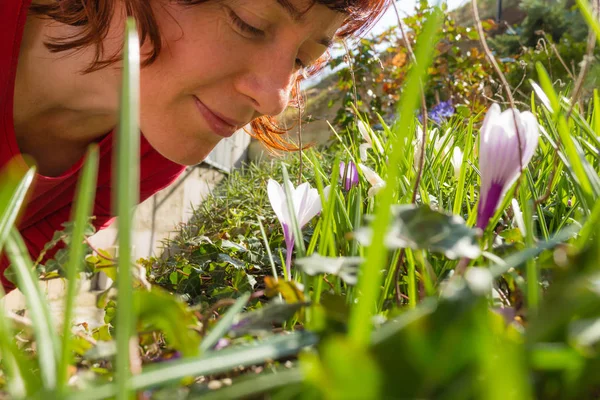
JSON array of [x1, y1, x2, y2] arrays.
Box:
[[594, 89, 599, 135], [0, 161, 35, 253], [114, 17, 141, 400], [0, 285, 39, 397], [69, 331, 318, 400], [576, 0, 600, 46], [57, 145, 99, 393], [535, 63, 600, 204], [199, 292, 250, 353], [0, 163, 39, 396], [348, 7, 443, 347], [5, 229, 58, 391]]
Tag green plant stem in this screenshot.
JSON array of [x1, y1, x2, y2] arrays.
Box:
[[348, 8, 443, 347], [115, 18, 141, 400], [406, 249, 417, 308], [520, 184, 538, 314], [57, 145, 99, 393]]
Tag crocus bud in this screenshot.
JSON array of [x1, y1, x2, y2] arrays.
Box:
[[476, 104, 539, 230]]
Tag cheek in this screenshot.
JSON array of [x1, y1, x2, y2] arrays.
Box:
[[134, 4, 252, 164], [138, 7, 247, 105]]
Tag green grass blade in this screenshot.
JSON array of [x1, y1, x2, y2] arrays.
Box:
[[348, 7, 443, 347], [57, 145, 99, 393], [4, 229, 58, 391], [576, 0, 600, 46], [519, 184, 538, 314], [115, 18, 141, 400], [576, 196, 600, 251], [535, 63, 599, 204], [489, 225, 580, 278], [69, 331, 318, 400], [199, 292, 250, 353], [453, 122, 473, 216], [0, 287, 40, 397], [0, 162, 35, 253], [594, 89, 600, 135]]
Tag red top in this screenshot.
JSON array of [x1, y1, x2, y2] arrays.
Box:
[[0, 0, 186, 292]]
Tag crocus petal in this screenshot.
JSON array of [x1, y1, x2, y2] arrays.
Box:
[[297, 187, 322, 228], [477, 104, 539, 230], [267, 179, 287, 225], [268, 179, 326, 276], [340, 161, 359, 190], [358, 120, 384, 154], [359, 143, 371, 161], [322, 185, 332, 200], [368, 182, 386, 198], [293, 182, 312, 221], [451, 146, 463, 179], [358, 120, 371, 143], [358, 163, 386, 197]]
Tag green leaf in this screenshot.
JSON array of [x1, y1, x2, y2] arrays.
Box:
[[357, 204, 481, 259], [303, 335, 382, 398], [230, 299, 305, 336], [296, 254, 362, 285], [136, 288, 200, 357]]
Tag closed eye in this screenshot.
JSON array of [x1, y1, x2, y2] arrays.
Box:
[[226, 8, 265, 38], [226, 7, 308, 70]]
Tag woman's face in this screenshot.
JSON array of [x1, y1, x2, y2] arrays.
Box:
[[139, 0, 345, 165]]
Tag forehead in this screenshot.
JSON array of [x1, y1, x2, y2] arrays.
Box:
[[233, 0, 346, 22], [276, 0, 322, 20]]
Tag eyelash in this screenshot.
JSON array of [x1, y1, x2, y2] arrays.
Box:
[[227, 8, 307, 69], [227, 8, 265, 37]]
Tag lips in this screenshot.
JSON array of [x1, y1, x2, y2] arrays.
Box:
[[193, 96, 242, 138]]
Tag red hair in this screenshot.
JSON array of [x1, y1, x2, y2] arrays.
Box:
[[30, 0, 390, 151]]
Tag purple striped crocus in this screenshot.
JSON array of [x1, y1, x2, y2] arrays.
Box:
[[339, 161, 359, 191], [267, 179, 328, 278], [476, 104, 539, 230]]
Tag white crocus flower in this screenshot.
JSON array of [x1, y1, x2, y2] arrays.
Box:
[[358, 163, 386, 197], [477, 103, 539, 230], [451, 146, 463, 180], [267, 179, 329, 277], [358, 120, 384, 161]]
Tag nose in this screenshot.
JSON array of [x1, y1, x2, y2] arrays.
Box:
[[236, 50, 297, 117]]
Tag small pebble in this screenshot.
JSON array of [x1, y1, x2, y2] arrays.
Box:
[[208, 380, 222, 390]]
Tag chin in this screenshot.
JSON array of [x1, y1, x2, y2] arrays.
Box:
[[141, 128, 221, 166]]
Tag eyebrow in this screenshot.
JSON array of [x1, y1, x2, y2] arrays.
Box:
[[275, 0, 334, 48], [276, 0, 304, 20]]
